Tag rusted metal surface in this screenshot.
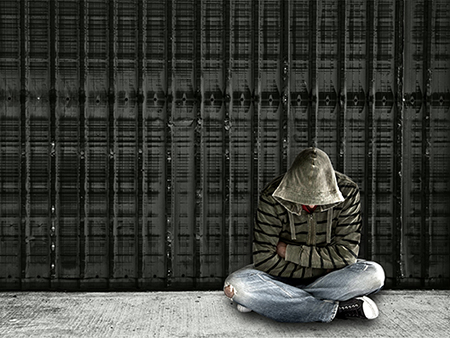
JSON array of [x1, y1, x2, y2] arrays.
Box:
[[0, 0, 449, 290]]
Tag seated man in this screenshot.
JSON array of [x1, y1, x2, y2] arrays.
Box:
[[224, 147, 385, 323]]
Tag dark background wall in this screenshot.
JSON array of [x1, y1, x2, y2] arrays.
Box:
[[0, 0, 449, 290]]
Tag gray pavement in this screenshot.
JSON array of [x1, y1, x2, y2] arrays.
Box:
[[0, 290, 449, 337]]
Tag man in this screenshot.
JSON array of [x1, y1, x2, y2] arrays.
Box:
[[223, 147, 385, 323]]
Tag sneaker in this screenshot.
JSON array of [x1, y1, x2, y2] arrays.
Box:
[[237, 304, 252, 313], [336, 296, 379, 320]]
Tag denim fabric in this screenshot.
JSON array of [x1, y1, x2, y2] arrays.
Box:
[[224, 259, 385, 323]]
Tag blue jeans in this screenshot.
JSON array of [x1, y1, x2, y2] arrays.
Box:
[[224, 259, 385, 323]]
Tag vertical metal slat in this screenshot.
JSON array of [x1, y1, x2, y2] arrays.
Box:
[[308, 0, 318, 147], [393, 0, 405, 287]]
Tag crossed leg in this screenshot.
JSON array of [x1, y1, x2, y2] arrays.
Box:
[[223, 260, 385, 323]]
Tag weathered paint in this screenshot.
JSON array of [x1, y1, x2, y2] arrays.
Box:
[[0, 0, 449, 290]]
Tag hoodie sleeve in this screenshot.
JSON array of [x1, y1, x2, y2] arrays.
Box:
[[285, 183, 362, 269], [252, 193, 298, 276]]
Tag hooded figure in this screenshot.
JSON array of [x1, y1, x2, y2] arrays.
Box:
[[225, 148, 384, 323], [253, 147, 362, 279]]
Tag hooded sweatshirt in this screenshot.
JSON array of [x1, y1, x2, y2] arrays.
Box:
[[252, 147, 362, 279]]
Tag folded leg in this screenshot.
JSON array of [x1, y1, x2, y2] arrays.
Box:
[[303, 260, 385, 301], [224, 265, 337, 323]]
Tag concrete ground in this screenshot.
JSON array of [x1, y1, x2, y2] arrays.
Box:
[[0, 290, 448, 337]]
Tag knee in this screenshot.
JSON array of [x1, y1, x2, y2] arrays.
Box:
[[223, 268, 252, 301], [365, 261, 385, 290], [224, 284, 235, 299], [223, 272, 240, 300], [224, 276, 243, 301]]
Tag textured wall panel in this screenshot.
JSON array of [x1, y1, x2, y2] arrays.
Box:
[[371, 0, 399, 285], [198, 0, 227, 287], [54, 0, 82, 286], [84, 0, 110, 285], [0, 0, 449, 290], [24, 0, 52, 289], [0, 0, 22, 289], [228, 0, 255, 274], [143, 0, 167, 288]]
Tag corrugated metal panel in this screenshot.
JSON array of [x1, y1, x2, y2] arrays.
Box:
[[0, 0, 449, 290]]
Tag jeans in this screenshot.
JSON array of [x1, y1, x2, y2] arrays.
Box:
[[224, 259, 385, 323]]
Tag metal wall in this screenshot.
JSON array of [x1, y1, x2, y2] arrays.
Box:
[[0, 0, 449, 290]]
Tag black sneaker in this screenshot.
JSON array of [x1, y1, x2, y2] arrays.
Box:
[[336, 296, 379, 320]]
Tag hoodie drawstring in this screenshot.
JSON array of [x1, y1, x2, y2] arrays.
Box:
[[288, 212, 296, 240], [326, 207, 333, 244]]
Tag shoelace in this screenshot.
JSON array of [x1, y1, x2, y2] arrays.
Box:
[[338, 302, 364, 318], [340, 303, 360, 311]]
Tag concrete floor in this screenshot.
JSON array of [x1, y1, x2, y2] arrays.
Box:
[[0, 290, 448, 337]]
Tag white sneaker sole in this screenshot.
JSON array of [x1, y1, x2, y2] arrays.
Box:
[[237, 304, 252, 313], [359, 296, 379, 319]]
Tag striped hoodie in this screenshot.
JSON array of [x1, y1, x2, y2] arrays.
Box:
[[253, 148, 362, 279]]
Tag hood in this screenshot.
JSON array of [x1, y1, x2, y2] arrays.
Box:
[[272, 147, 344, 242], [272, 147, 344, 210]]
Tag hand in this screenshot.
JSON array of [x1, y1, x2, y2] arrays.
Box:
[[276, 241, 287, 258]]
